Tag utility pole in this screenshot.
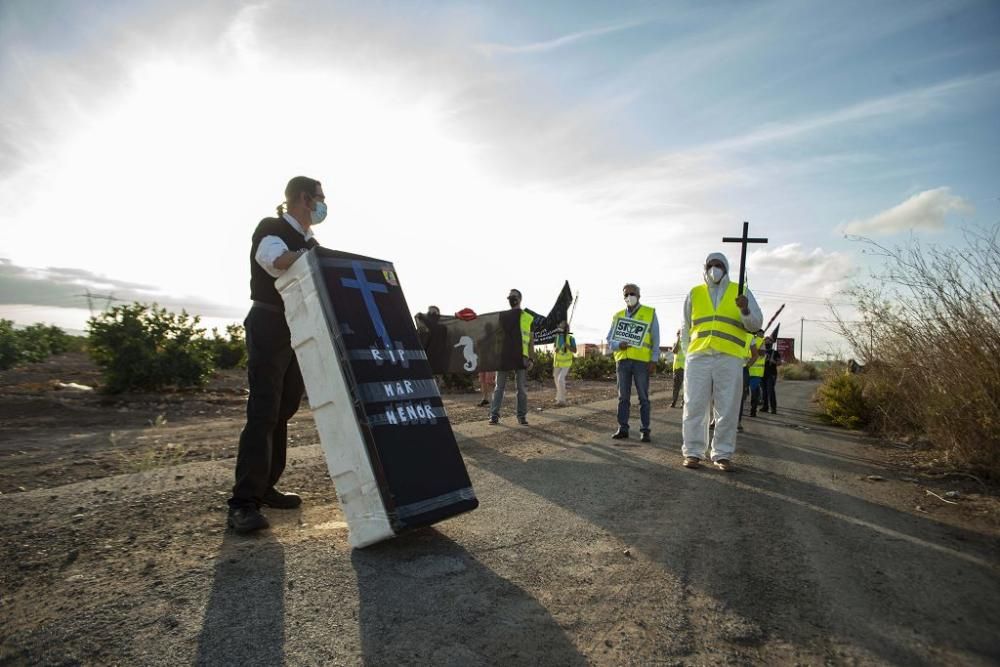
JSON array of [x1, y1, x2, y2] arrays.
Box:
[[800, 317, 805, 361]]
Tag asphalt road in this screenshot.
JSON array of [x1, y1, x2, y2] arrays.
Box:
[[2, 380, 998, 666]]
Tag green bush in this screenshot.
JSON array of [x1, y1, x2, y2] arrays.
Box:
[[211, 324, 247, 369], [438, 373, 475, 392], [16, 323, 73, 362], [0, 319, 21, 370], [571, 354, 617, 381], [0, 320, 76, 370], [527, 351, 554, 382], [816, 372, 871, 429], [87, 303, 215, 393], [780, 362, 819, 381]]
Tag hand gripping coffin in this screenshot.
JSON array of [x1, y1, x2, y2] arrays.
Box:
[[276, 248, 478, 547]]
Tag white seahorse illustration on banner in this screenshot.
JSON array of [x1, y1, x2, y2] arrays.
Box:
[[454, 335, 478, 371]]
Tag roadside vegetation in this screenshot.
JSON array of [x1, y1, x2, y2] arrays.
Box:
[[818, 227, 1000, 478], [87, 303, 246, 394], [780, 362, 820, 381], [0, 320, 81, 370]]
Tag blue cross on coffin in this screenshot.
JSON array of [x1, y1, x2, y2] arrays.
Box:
[[341, 261, 408, 367]]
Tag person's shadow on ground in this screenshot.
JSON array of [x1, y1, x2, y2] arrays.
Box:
[[195, 530, 286, 666], [354, 528, 586, 666]]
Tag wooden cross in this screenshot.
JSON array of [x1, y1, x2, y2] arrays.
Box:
[[722, 221, 768, 296]]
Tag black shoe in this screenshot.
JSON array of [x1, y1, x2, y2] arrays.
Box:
[[261, 488, 302, 509], [750, 409, 757, 417], [737, 423, 744, 433], [640, 432, 651, 443], [612, 429, 629, 440], [227, 506, 269, 534], [517, 416, 529, 425], [669, 402, 676, 408], [489, 415, 499, 425], [478, 399, 490, 407], [770, 409, 777, 414]]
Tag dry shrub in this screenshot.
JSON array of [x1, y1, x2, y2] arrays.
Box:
[[780, 362, 819, 381], [832, 227, 1000, 478]]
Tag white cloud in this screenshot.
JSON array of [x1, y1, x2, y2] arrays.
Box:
[[748, 243, 853, 296], [478, 21, 645, 55], [844, 187, 974, 236], [705, 70, 1000, 154]]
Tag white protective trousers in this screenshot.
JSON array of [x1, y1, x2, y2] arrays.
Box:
[[682, 352, 744, 461], [553, 366, 570, 403]]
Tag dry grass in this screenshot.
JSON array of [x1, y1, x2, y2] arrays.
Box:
[[830, 226, 1000, 478]]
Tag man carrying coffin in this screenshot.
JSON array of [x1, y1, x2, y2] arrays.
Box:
[[606, 283, 660, 442], [228, 176, 324, 534], [680, 253, 762, 471]]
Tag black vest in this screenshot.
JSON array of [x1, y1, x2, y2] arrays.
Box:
[[249, 216, 319, 307]]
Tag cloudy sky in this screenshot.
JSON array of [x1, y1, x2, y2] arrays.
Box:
[[1, 0, 997, 356]]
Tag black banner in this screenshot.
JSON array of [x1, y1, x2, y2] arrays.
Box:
[[532, 280, 573, 345], [416, 281, 572, 374]]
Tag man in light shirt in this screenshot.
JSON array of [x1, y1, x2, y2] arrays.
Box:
[[228, 176, 326, 534]]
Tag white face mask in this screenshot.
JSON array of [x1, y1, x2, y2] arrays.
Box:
[[624, 295, 638, 307], [310, 201, 328, 225], [705, 266, 724, 284]]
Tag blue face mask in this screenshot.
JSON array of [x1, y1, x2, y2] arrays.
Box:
[[310, 201, 328, 225]]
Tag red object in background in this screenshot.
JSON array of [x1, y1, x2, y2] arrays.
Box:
[[455, 308, 477, 321], [775, 337, 796, 363]]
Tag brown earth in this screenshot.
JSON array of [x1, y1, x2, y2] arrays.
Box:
[[0, 352, 626, 494]]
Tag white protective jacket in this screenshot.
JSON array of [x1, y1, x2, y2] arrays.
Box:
[[680, 252, 763, 358]]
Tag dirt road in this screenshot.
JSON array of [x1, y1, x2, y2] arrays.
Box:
[[2, 370, 998, 665]]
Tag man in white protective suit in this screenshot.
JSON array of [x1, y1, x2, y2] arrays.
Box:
[[680, 252, 763, 471]]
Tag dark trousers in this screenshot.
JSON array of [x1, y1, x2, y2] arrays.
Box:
[[671, 368, 684, 406], [230, 307, 304, 509], [762, 370, 777, 412], [739, 369, 763, 420], [739, 367, 749, 420]]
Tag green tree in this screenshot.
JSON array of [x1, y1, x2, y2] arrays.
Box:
[[0, 319, 21, 370], [87, 303, 215, 393], [211, 323, 247, 369]]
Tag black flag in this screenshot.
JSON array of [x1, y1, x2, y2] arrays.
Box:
[[532, 280, 573, 345]]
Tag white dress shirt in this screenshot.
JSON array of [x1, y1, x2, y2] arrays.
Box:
[[254, 213, 315, 278]]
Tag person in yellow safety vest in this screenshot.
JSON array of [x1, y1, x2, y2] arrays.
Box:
[[737, 329, 765, 431], [552, 320, 576, 405], [670, 329, 685, 409], [680, 252, 762, 472], [747, 329, 766, 417], [606, 283, 660, 443], [489, 288, 544, 426]]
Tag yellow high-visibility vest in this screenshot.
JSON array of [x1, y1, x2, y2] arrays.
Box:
[[672, 348, 685, 371], [688, 282, 747, 358], [749, 335, 765, 377], [612, 305, 655, 363], [520, 311, 534, 358], [553, 334, 575, 368]]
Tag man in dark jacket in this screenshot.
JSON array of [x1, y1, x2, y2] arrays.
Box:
[[228, 176, 325, 534]]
